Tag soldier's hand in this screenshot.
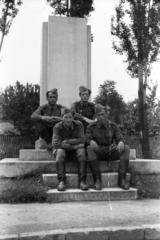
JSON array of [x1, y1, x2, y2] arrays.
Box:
[[83, 117, 95, 124], [41, 116, 53, 122], [90, 140, 98, 151], [117, 141, 125, 153]]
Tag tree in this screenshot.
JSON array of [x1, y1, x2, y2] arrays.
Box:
[[123, 80, 160, 137], [111, 0, 160, 158], [0, 81, 40, 141], [0, 0, 22, 55], [47, 0, 94, 18], [94, 80, 127, 125]]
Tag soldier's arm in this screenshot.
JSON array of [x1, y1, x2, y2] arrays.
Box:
[[66, 122, 85, 145], [52, 125, 71, 150], [113, 124, 125, 145], [71, 102, 84, 122], [31, 106, 44, 122], [85, 124, 93, 145]]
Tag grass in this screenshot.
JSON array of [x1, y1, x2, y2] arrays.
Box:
[[131, 173, 160, 199], [0, 173, 160, 203], [0, 174, 49, 203]]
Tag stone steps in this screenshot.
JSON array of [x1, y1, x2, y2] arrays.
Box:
[[47, 188, 138, 203], [19, 149, 136, 161], [43, 172, 130, 188], [1, 158, 160, 178]]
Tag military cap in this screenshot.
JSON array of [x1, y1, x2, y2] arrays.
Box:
[[62, 108, 75, 117], [79, 86, 91, 95], [46, 88, 58, 97], [95, 104, 106, 114], [95, 104, 111, 114]]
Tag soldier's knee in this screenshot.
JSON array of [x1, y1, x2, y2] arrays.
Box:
[[86, 145, 96, 161], [76, 148, 86, 161], [124, 145, 130, 154], [56, 149, 66, 162]]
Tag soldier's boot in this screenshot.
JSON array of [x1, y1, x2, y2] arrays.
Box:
[[78, 161, 89, 191], [88, 160, 102, 190], [118, 158, 130, 190], [56, 162, 66, 191]]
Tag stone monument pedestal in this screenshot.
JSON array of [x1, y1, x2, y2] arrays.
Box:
[[40, 16, 91, 107]]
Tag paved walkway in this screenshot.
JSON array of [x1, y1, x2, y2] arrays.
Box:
[[0, 200, 160, 237]]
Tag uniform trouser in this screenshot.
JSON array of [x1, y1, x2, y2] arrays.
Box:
[[34, 121, 53, 143], [55, 148, 87, 182], [86, 145, 130, 179]]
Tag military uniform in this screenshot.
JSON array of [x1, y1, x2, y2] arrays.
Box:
[[71, 86, 95, 132], [71, 101, 95, 130], [52, 118, 88, 190], [86, 104, 130, 190], [31, 103, 64, 143]]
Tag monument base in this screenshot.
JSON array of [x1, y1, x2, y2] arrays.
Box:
[[35, 139, 48, 150]]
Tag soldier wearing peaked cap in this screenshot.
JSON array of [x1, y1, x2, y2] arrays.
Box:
[[31, 88, 66, 149], [86, 104, 130, 191], [71, 86, 96, 132]]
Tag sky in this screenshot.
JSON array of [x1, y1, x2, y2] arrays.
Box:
[[0, 0, 160, 103]]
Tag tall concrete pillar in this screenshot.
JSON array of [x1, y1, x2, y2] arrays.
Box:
[[40, 16, 91, 107]]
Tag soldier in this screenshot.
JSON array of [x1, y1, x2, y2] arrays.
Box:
[[71, 86, 95, 132], [52, 108, 89, 191], [86, 104, 130, 191], [31, 88, 65, 149]]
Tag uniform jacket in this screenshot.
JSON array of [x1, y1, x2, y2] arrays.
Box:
[[71, 101, 95, 123], [52, 120, 85, 149], [86, 120, 124, 147]]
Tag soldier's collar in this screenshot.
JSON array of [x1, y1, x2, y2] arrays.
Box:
[[63, 122, 74, 130], [48, 104, 56, 109], [80, 101, 88, 107], [97, 120, 107, 128]]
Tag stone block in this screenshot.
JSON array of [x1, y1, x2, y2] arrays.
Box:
[[19, 148, 135, 161], [19, 150, 55, 161], [1, 159, 160, 178], [129, 149, 136, 160], [109, 227, 144, 240], [144, 225, 160, 240], [66, 229, 109, 240], [20, 230, 65, 240], [47, 188, 137, 203], [0, 159, 56, 178], [43, 173, 131, 189], [0, 235, 18, 240], [35, 139, 48, 150], [129, 159, 160, 174]]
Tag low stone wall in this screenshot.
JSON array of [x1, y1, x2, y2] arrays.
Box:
[[1, 225, 160, 240]]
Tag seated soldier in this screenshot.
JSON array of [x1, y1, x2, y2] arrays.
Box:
[[71, 86, 96, 132], [86, 104, 130, 191], [52, 108, 89, 191], [31, 88, 65, 149]]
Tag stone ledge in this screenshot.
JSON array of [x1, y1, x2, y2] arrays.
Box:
[[47, 187, 137, 202], [43, 173, 130, 188], [0, 159, 160, 178], [1, 225, 160, 240], [19, 149, 136, 161]]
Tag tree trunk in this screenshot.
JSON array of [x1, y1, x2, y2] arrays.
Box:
[[138, 62, 150, 159], [0, 33, 5, 55]]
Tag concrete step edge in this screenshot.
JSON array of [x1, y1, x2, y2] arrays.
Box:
[[47, 187, 137, 193]]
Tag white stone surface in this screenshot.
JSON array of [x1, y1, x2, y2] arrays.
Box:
[[40, 22, 48, 105], [40, 16, 91, 107]]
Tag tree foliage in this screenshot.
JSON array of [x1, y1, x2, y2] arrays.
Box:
[[47, 0, 94, 18], [94, 80, 127, 124], [0, 0, 23, 54], [0, 81, 40, 140], [122, 80, 160, 136], [111, 0, 160, 78], [111, 0, 160, 158]]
